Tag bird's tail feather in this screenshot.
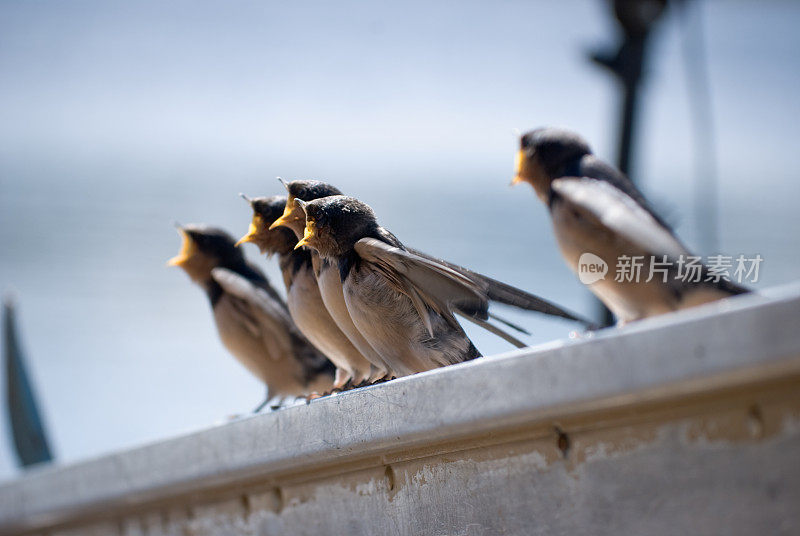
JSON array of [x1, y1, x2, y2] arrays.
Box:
[[406, 247, 595, 327]]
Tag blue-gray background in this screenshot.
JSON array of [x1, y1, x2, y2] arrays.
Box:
[[0, 0, 798, 479]]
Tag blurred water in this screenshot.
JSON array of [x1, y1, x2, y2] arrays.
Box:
[[0, 0, 798, 479]]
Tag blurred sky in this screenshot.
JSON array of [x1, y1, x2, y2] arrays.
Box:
[[0, 0, 798, 479]]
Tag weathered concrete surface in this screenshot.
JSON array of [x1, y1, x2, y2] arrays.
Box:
[[1, 285, 800, 535]]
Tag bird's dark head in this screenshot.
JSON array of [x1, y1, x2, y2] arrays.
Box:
[[294, 195, 379, 259], [513, 127, 592, 201], [269, 179, 343, 239], [167, 224, 244, 283], [236, 195, 297, 255]]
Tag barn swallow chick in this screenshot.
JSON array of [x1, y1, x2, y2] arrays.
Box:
[[269, 181, 394, 376], [513, 127, 748, 324], [167, 224, 334, 408], [236, 196, 378, 386], [272, 179, 594, 333], [293, 195, 499, 377]]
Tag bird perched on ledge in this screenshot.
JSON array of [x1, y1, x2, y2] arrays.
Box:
[[235, 197, 379, 386], [294, 195, 483, 376], [512, 127, 748, 324], [167, 224, 334, 408], [266, 181, 395, 377]]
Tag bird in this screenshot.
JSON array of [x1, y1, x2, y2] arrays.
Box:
[[512, 126, 748, 324], [292, 195, 483, 377], [270, 179, 594, 336], [167, 224, 334, 408], [263, 182, 394, 378], [234, 196, 380, 386]]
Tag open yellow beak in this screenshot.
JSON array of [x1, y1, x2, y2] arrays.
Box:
[[269, 197, 300, 230], [167, 230, 196, 267], [511, 150, 526, 186], [235, 219, 260, 248], [294, 220, 317, 250]]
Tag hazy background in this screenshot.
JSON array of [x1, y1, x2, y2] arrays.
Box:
[[1, 0, 798, 479]]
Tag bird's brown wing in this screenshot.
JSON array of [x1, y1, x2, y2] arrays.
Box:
[[211, 267, 295, 361], [354, 238, 487, 337], [551, 177, 749, 296], [551, 177, 690, 258]]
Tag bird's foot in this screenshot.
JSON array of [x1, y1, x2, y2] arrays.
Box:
[[367, 374, 394, 385], [304, 392, 323, 404]]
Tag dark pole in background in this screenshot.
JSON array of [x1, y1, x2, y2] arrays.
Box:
[[590, 0, 668, 326], [4, 296, 53, 468]]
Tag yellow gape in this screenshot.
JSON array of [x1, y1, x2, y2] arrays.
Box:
[[235, 215, 263, 247], [294, 220, 317, 250], [269, 196, 302, 230], [511, 150, 527, 185], [166, 230, 197, 267]]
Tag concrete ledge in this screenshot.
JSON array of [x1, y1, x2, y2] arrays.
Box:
[[2, 285, 800, 535]]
